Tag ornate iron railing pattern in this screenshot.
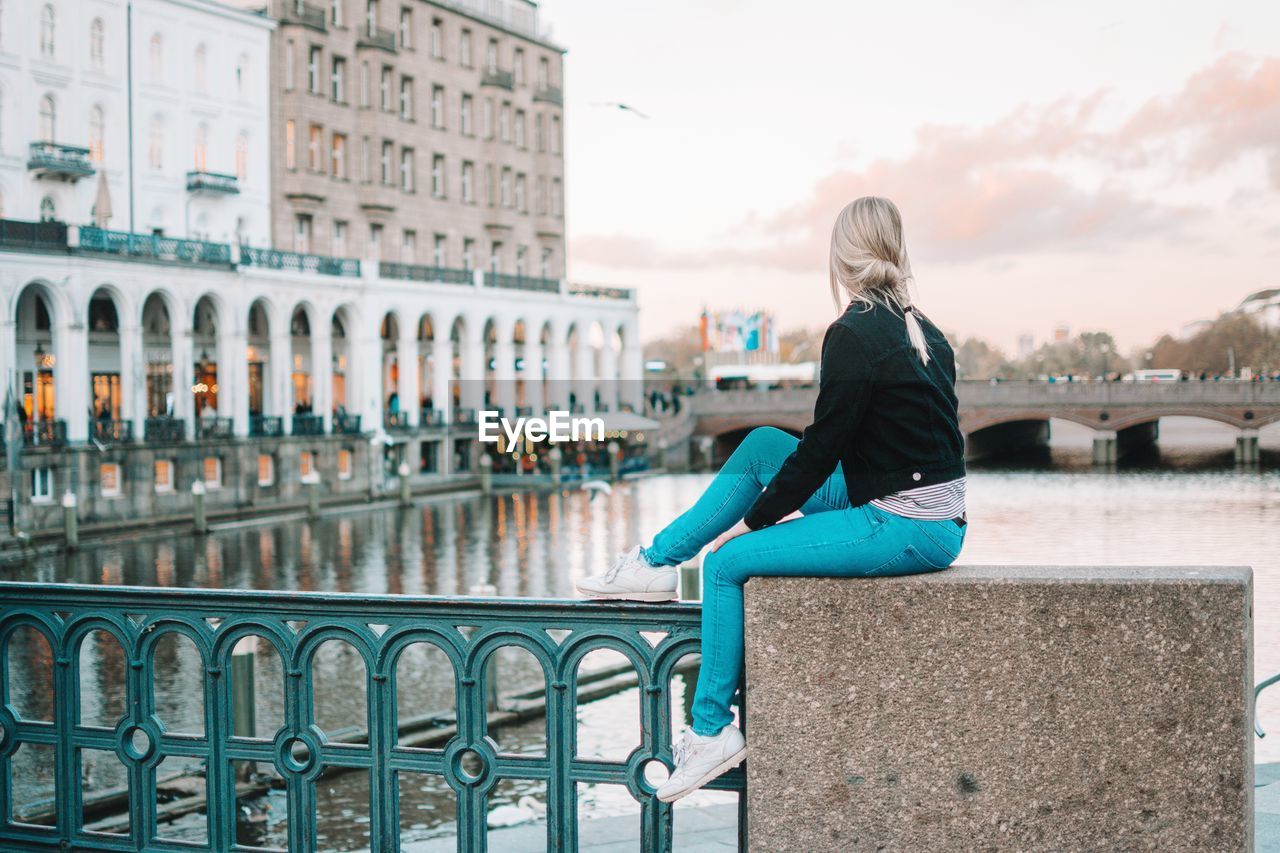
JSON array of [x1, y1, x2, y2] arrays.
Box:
[[79, 227, 232, 267], [379, 261, 474, 285], [569, 283, 634, 301], [0, 219, 69, 253], [186, 171, 241, 195], [484, 272, 559, 293], [0, 583, 744, 852], [239, 246, 360, 278]]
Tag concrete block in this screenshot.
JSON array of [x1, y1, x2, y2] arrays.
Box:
[[744, 565, 1253, 852]]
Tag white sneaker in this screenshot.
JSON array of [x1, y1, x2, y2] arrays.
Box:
[[656, 725, 746, 803], [576, 546, 677, 602]]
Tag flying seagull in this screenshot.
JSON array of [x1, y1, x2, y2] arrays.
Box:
[[592, 102, 651, 120]]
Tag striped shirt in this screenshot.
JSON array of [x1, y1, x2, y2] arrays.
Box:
[[870, 477, 967, 521]]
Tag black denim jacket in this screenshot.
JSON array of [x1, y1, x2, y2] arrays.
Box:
[[743, 301, 965, 530]]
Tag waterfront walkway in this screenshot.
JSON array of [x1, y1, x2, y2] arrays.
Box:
[[397, 765, 1280, 851]]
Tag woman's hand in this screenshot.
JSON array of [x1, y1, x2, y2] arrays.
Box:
[[709, 520, 751, 553]]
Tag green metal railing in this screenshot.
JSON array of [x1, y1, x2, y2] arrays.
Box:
[[79, 227, 232, 267], [240, 246, 361, 278], [0, 583, 744, 852]]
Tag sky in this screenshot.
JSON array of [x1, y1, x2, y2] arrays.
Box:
[[538, 0, 1280, 351]]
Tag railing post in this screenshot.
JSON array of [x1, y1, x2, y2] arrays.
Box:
[[61, 490, 78, 550], [398, 462, 412, 506], [232, 636, 257, 780], [304, 471, 321, 517], [478, 453, 493, 495], [192, 480, 208, 534]]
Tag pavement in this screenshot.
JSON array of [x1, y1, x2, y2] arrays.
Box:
[[377, 764, 1280, 851]]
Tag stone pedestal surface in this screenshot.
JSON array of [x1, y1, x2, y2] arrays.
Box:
[[744, 565, 1252, 852]]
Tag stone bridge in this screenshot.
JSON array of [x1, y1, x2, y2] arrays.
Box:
[[684, 380, 1280, 464]]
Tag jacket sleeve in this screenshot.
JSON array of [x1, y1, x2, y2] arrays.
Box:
[[742, 323, 873, 530]]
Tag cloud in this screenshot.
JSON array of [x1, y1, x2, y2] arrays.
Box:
[[574, 53, 1278, 275]]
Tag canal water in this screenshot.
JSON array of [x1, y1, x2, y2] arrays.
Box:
[[3, 418, 1279, 850]]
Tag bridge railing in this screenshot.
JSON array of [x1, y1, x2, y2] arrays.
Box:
[[0, 583, 743, 852], [956, 378, 1280, 407]]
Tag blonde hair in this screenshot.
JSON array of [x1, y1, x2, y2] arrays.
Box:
[[829, 196, 930, 364]]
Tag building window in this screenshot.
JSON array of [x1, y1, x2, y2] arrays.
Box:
[[308, 46, 322, 94], [399, 6, 412, 48], [331, 56, 346, 102], [308, 124, 323, 171], [535, 113, 544, 152], [538, 57, 550, 89], [366, 0, 379, 37], [535, 176, 546, 215], [194, 44, 207, 91], [285, 40, 296, 90], [514, 109, 525, 149], [432, 233, 445, 267], [420, 441, 438, 473], [430, 85, 443, 128], [500, 167, 512, 207], [551, 178, 562, 216], [541, 247, 552, 278], [400, 76, 414, 120], [460, 28, 472, 67], [203, 457, 222, 489], [154, 459, 174, 493], [39, 95, 55, 142], [489, 240, 502, 273], [236, 54, 249, 99], [463, 238, 475, 271], [333, 220, 348, 256], [431, 154, 444, 198], [551, 116, 561, 154], [295, 214, 313, 253], [400, 148, 414, 191], [300, 451, 315, 479], [485, 163, 495, 206], [39, 196, 56, 222], [515, 245, 527, 277], [95, 462, 120, 498], [331, 132, 347, 178], [149, 33, 163, 78], [360, 135, 370, 182], [149, 116, 164, 170], [486, 38, 498, 73], [285, 119, 296, 170], [89, 106, 104, 163], [331, 0, 343, 26], [359, 61, 370, 106], [337, 448, 353, 480], [482, 98, 494, 139], [193, 123, 208, 172], [513, 48, 525, 86], [90, 18, 105, 68], [460, 94, 473, 136], [380, 140, 392, 184], [499, 102, 511, 143], [236, 132, 249, 182], [402, 229, 416, 263], [380, 66, 392, 110], [31, 467, 53, 502], [369, 223, 383, 256], [461, 161, 474, 203], [40, 5, 55, 57], [258, 454, 274, 486], [515, 173, 526, 213]]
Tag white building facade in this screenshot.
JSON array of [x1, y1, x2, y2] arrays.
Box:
[[0, 0, 273, 245]]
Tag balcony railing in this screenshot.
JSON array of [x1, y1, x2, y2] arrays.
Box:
[[380, 261, 474, 285], [385, 411, 413, 431], [452, 407, 477, 425], [0, 218, 69, 252], [569, 283, 635, 301], [186, 170, 241, 195], [90, 419, 133, 444], [240, 246, 360, 277], [481, 69, 515, 90], [420, 408, 447, 427], [79, 227, 233, 267], [194, 416, 235, 440], [533, 85, 563, 105], [0, 582, 743, 852], [332, 412, 363, 435], [144, 416, 186, 444], [27, 141, 94, 181], [357, 25, 397, 52], [484, 272, 559, 293], [278, 0, 327, 30], [292, 413, 324, 436], [22, 419, 66, 448], [249, 414, 283, 437]]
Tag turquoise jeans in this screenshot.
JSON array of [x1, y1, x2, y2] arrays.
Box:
[[644, 427, 966, 736]]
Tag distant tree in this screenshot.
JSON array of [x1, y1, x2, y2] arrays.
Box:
[[951, 336, 1013, 379], [1149, 313, 1279, 375]]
